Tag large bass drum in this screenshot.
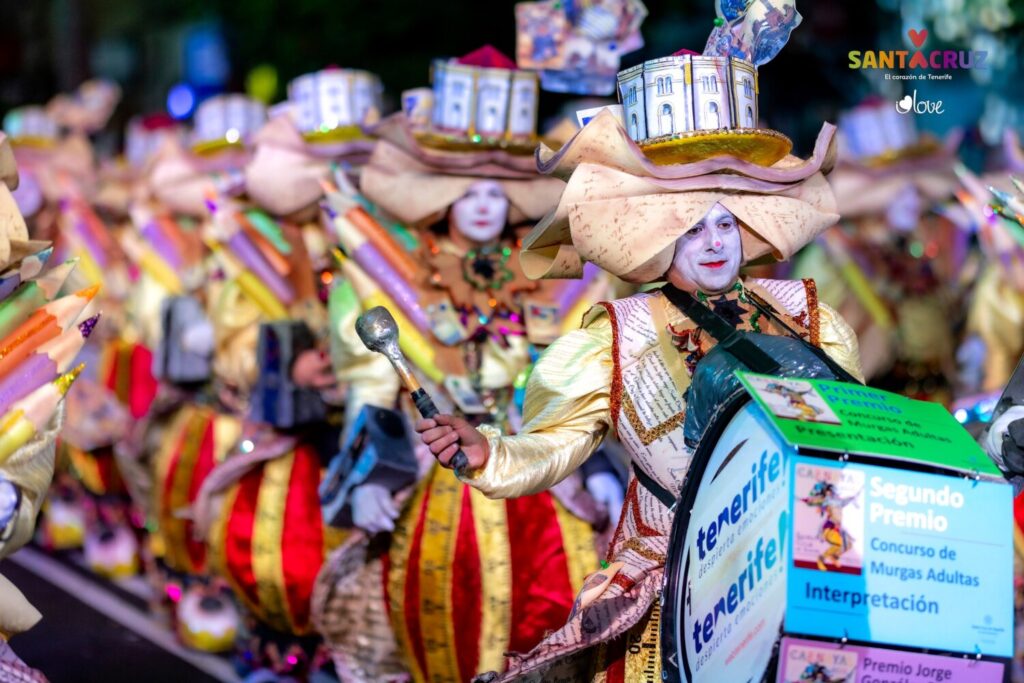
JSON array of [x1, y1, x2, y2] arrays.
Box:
[[661, 333, 847, 683]]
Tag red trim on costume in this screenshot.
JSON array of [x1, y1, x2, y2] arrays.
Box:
[[597, 302, 623, 435], [802, 278, 821, 347], [184, 419, 215, 570], [606, 479, 638, 562], [405, 480, 432, 680], [452, 486, 482, 682], [630, 483, 662, 538], [225, 466, 263, 609], [280, 445, 325, 631], [611, 574, 636, 591], [506, 493, 575, 656]]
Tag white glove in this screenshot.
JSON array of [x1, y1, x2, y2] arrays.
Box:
[[586, 472, 624, 529], [0, 478, 19, 532], [180, 320, 215, 356], [985, 405, 1024, 472], [350, 483, 400, 534]]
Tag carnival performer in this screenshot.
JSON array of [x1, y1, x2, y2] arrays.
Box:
[[416, 8, 863, 679], [315, 46, 625, 683], [185, 72, 385, 678], [794, 98, 960, 398], [799, 481, 858, 571], [0, 131, 87, 683]]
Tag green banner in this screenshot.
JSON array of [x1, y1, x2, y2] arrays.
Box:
[[736, 372, 1001, 478]]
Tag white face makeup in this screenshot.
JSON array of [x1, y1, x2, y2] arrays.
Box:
[[450, 179, 510, 244], [668, 203, 743, 294]]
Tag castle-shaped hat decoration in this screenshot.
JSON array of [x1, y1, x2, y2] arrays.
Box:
[[2, 106, 60, 147], [837, 97, 942, 168], [415, 45, 540, 154], [287, 67, 383, 142], [191, 94, 267, 154], [615, 0, 800, 166]]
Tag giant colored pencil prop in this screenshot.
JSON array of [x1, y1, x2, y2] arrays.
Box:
[[0, 364, 83, 464], [0, 285, 98, 380], [328, 203, 431, 334], [820, 231, 894, 329], [205, 239, 288, 320], [0, 315, 97, 414], [206, 195, 295, 304], [356, 306, 469, 474], [321, 181, 419, 282], [0, 259, 78, 340], [120, 231, 183, 294], [0, 244, 53, 301], [337, 251, 443, 382]]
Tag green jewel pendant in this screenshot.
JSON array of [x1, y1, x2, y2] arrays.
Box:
[[462, 245, 514, 292]]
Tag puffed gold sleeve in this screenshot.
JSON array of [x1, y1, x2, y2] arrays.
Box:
[[462, 315, 614, 499], [818, 301, 865, 383]]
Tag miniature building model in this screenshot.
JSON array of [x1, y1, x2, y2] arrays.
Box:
[[838, 99, 919, 162], [288, 69, 383, 134], [429, 46, 539, 142], [2, 106, 60, 143], [617, 53, 758, 144], [192, 94, 267, 147]]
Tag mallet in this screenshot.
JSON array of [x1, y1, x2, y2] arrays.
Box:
[[355, 306, 469, 473]]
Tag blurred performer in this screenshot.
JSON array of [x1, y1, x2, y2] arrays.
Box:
[[416, 24, 862, 682], [315, 47, 623, 682], [794, 98, 960, 399]]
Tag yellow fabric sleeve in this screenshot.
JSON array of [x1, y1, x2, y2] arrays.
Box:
[[462, 316, 614, 499]]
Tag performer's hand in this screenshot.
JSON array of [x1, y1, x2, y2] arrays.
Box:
[[585, 472, 625, 528], [350, 483, 400, 534], [291, 350, 337, 390], [414, 414, 489, 471]]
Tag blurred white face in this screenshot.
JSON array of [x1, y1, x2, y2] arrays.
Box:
[[668, 203, 743, 294], [886, 183, 923, 233], [450, 180, 509, 244]]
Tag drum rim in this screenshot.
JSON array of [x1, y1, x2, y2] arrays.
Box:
[[660, 388, 750, 683]]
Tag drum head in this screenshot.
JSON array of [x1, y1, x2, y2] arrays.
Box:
[[662, 334, 845, 682]]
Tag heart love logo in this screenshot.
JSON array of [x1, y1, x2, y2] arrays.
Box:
[[896, 95, 913, 113], [908, 28, 928, 48]]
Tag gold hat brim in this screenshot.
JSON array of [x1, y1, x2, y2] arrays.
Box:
[[639, 128, 793, 167]]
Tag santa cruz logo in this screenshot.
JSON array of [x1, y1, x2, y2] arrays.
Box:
[[849, 28, 987, 71]]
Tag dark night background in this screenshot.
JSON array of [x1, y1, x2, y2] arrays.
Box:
[[0, 0, 1008, 160]]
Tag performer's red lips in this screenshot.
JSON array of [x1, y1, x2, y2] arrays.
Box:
[[701, 260, 727, 269], [473, 220, 492, 227]]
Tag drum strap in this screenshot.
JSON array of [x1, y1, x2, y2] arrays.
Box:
[[660, 284, 861, 385], [660, 285, 781, 374], [632, 462, 676, 510]]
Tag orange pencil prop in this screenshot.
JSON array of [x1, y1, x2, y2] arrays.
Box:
[[0, 285, 98, 380]]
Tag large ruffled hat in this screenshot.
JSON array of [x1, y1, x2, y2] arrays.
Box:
[[829, 98, 959, 218], [520, 110, 838, 282], [359, 46, 564, 227], [245, 68, 382, 217]]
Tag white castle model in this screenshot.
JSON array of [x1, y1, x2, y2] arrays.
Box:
[[838, 99, 919, 162], [288, 68, 383, 134], [192, 94, 267, 147], [429, 46, 539, 142], [617, 53, 758, 144]]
